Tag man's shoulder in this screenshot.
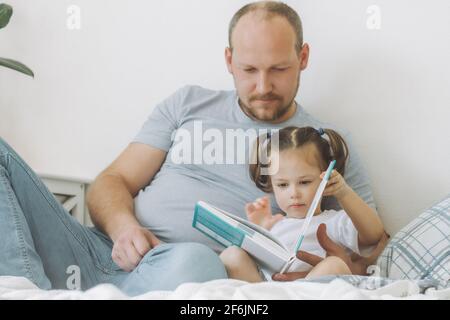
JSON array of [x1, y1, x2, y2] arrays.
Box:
[[165, 85, 236, 118]]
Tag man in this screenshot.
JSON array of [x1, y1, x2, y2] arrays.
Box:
[[0, 1, 385, 296], [87, 1, 384, 284]]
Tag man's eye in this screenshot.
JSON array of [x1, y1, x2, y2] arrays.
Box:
[[244, 68, 256, 73], [274, 68, 288, 72]]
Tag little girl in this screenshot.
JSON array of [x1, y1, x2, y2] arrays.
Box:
[[219, 126, 385, 282]]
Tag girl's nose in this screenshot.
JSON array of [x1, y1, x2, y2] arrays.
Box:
[[290, 186, 301, 199]]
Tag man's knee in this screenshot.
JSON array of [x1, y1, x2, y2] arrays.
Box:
[[178, 242, 227, 280], [144, 242, 228, 281]]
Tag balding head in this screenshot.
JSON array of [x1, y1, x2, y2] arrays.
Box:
[[228, 1, 303, 54]]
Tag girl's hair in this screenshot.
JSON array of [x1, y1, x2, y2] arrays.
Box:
[[249, 126, 349, 192]]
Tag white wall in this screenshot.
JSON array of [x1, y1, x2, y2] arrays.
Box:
[[1, 0, 449, 235]]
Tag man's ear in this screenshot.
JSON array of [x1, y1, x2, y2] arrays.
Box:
[[225, 47, 233, 74], [298, 43, 310, 71]]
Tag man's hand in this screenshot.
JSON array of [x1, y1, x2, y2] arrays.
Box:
[[272, 223, 389, 281], [111, 225, 161, 272]]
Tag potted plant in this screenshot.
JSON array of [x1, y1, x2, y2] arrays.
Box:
[[0, 3, 33, 77]]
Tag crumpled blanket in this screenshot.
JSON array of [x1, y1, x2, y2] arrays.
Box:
[[0, 275, 449, 300]]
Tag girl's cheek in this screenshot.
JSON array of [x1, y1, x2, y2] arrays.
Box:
[[277, 194, 286, 207], [273, 189, 285, 206]]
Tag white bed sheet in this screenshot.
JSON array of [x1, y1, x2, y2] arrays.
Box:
[[0, 276, 448, 300]]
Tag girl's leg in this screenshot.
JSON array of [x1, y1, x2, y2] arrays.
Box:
[[305, 256, 352, 280], [219, 246, 263, 283]]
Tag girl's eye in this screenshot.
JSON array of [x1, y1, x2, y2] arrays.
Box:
[[300, 181, 311, 185], [277, 183, 288, 188]]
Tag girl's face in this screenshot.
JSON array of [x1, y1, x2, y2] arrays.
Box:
[[270, 145, 323, 219]]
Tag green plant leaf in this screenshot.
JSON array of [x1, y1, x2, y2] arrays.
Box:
[[0, 3, 13, 29], [0, 57, 34, 77]]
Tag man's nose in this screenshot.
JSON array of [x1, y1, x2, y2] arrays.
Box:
[[256, 72, 273, 96]]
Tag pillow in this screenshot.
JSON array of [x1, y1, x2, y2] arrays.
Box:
[[377, 194, 450, 288]]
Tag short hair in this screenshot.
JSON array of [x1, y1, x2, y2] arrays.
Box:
[[228, 1, 303, 53]]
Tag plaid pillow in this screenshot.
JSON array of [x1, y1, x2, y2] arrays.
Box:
[[377, 194, 450, 288]]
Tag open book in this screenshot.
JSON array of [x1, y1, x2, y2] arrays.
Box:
[[192, 201, 296, 273]]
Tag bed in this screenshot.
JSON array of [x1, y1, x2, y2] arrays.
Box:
[[0, 275, 448, 300], [1, 184, 448, 300]]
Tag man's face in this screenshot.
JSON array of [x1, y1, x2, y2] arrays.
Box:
[[225, 13, 309, 123]]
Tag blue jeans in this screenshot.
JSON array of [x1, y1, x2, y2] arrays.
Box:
[[0, 137, 227, 296]]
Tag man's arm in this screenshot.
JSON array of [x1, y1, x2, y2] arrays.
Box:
[[86, 142, 167, 271], [272, 224, 390, 281]]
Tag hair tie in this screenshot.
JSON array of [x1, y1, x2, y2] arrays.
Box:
[[317, 128, 325, 136]]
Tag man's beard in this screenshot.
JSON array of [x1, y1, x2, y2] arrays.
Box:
[[238, 74, 300, 122], [240, 97, 294, 122]]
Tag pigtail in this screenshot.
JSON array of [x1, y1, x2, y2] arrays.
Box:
[[249, 132, 272, 192], [323, 129, 349, 177]]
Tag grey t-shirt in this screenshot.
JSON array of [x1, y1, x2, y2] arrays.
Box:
[[133, 85, 375, 253]]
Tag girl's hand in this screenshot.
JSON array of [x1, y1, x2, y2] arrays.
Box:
[[245, 196, 284, 230], [320, 169, 352, 200]]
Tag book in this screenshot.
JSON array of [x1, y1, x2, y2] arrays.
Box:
[[192, 200, 296, 273]]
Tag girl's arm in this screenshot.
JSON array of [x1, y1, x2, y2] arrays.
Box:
[[321, 170, 384, 246]]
